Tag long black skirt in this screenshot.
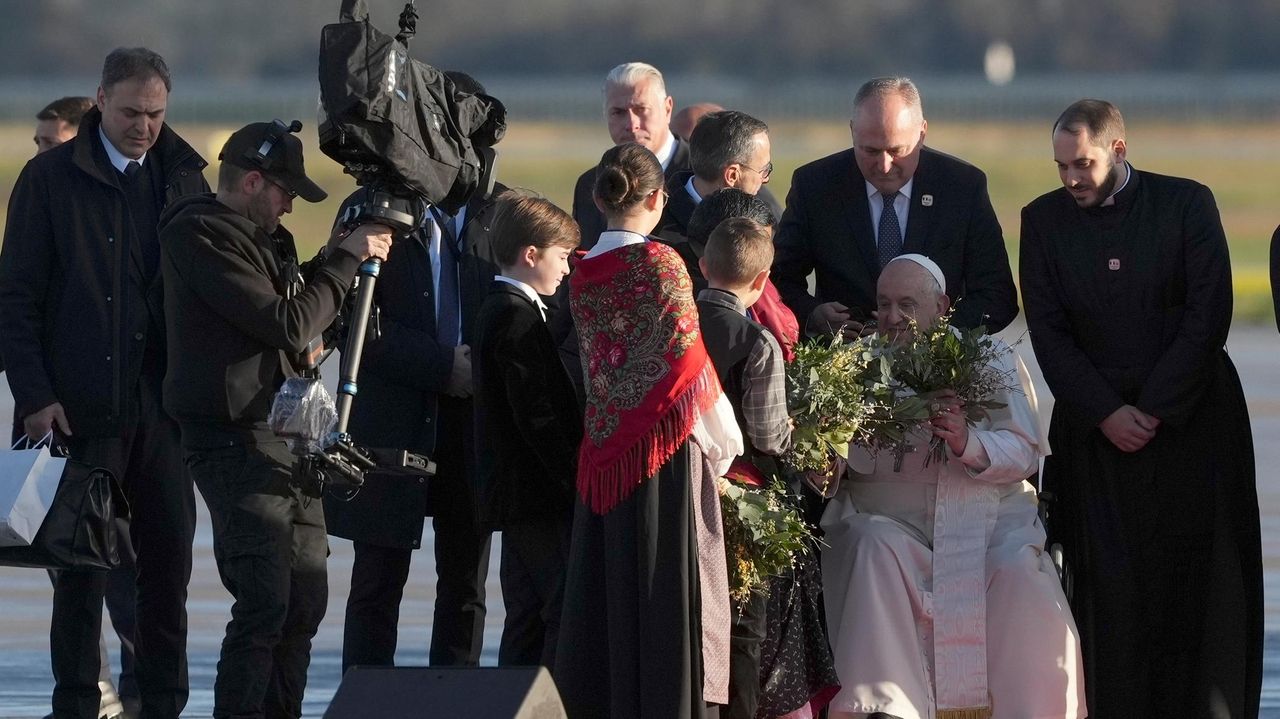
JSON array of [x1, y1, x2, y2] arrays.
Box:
[[755, 547, 840, 718], [1044, 353, 1262, 718], [554, 442, 714, 719]]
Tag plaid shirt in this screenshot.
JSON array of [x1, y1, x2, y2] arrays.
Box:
[[698, 289, 791, 456]]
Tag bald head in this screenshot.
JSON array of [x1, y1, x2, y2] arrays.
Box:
[[672, 102, 724, 141], [877, 257, 949, 339]]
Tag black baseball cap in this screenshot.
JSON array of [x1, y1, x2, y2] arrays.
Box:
[[219, 120, 327, 203]]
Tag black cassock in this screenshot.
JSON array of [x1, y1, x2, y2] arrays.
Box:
[[1020, 167, 1262, 718]]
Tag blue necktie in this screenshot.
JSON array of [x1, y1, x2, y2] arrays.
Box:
[[432, 209, 461, 347], [877, 191, 903, 269]]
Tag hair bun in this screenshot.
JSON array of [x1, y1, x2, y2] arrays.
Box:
[[592, 142, 664, 216], [595, 165, 633, 211]]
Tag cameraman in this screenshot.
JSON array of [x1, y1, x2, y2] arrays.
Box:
[[158, 121, 391, 718]]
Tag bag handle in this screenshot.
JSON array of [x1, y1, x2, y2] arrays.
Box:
[[339, 0, 370, 22], [10, 430, 53, 451]]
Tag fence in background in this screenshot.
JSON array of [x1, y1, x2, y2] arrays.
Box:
[[5, 73, 1280, 126]]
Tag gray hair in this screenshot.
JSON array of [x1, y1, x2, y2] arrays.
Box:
[[689, 110, 769, 182], [603, 62, 667, 99], [853, 76, 923, 123], [102, 47, 171, 93]]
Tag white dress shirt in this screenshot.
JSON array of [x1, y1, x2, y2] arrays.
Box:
[[99, 126, 146, 172], [654, 131, 678, 171], [684, 175, 703, 205], [494, 275, 548, 322]]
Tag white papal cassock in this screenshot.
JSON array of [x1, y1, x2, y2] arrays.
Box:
[[820, 346, 1086, 719]]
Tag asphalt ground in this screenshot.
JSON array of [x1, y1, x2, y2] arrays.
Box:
[[0, 321, 1277, 717]]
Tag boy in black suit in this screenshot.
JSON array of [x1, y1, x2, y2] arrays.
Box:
[[472, 192, 583, 668]]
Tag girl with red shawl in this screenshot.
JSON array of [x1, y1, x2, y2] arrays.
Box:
[[554, 143, 743, 718]]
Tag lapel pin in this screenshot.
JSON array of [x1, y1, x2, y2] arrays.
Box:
[[921, 194, 934, 207], [1108, 258, 1120, 271]]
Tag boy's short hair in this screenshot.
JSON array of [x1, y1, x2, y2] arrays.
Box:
[[703, 217, 774, 287], [686, 188, 776, 253], [490, 191, 580, 267]]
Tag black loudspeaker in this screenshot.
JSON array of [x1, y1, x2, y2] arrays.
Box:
[[323, 666, 568, 718]]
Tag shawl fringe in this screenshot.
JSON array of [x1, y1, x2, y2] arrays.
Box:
[[937, 707, 992, 719], [578, 361, 721, 514]]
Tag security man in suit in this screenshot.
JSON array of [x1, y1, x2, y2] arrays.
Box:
[[570, 62, 691, 250], [326, 71, 510, 666], [771, 76, 1019, 336]]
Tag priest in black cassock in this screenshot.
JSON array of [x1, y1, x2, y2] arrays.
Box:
[[1020, 99, 1262, 718]]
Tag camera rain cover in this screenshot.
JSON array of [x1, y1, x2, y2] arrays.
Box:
[[268, 377, 338, 454], [318, 0, 505, 215]]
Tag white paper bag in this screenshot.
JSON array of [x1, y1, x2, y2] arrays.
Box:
[[0, 443, 66, 547]]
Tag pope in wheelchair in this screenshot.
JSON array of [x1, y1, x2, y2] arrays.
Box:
[[819, 255, 1087, 719]]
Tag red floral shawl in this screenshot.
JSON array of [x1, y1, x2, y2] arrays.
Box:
[[570, 240, 723, 514]]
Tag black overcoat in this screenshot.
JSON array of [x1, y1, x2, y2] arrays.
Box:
[[0, 108, 208, 436], [324, 185, 505, 548]]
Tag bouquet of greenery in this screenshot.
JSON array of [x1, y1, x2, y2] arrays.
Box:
[[720, 477, 817, 603], [876, 316, 1021, 467], [782, 336, 895, 474]]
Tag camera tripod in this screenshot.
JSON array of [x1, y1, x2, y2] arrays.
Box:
[[292, 246, 435, 497]]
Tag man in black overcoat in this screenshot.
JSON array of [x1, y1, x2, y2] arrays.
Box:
[[325, 177, 508, 670], [1020, 98, 1262, 718], [771, 76, 1018, 336], [0, 48, 208, 719]]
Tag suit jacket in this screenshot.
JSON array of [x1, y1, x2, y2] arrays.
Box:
[[771, 146, 1018, 333], [570, 136, 691, 249], [472, 282, 581, 531], [325, 184, 506, 548]]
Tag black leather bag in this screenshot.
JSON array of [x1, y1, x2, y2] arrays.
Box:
[[318, 0, 505, 215], [0, 459, 128, 570]]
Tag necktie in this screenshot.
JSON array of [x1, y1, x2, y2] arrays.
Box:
[[877, 191, 902, 269], [432, 208, 461, 347], [123, 160, 141, 180]]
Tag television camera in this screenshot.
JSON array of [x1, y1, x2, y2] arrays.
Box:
[[286, 0, 505, 498]]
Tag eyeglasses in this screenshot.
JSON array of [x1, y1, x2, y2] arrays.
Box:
[[739, 161, 773, 181], [650, 187, 669, 205], [265, 177, 298, 199]]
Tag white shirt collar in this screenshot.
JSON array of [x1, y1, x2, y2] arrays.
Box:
[[1101, 162, 1132, 207], [98, 126, 146, 173], [684, 175, 702, 205], [494, 275, 548, 320], [865, 176, 913, 202], [654, 131, 677, 170], [584, 229, 647, 259]]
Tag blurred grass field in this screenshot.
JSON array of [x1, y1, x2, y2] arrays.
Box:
[[0, 119, 1275, 323]]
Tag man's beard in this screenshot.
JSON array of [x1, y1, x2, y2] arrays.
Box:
[[247, 189, 279, 233], [1084, 158, 1123, 208]]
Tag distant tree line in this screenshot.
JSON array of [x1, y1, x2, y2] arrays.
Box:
[[4, 0, 1278, 82]]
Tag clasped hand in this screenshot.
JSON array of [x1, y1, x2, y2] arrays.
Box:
[[1099, 404, 1160, 452]]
